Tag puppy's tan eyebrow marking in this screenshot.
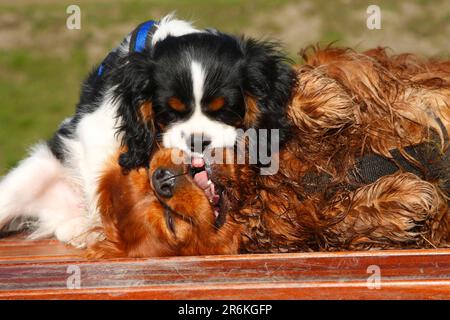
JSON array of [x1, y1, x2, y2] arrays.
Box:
[[168, 97, 186, 112], [208, 97, 225, 111]]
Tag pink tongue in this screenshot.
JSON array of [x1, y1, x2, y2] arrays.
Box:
[[193, 171, 209, 189], [193, 170, 218, 206], [192, 157, 219, 207], [192, 157, 205, 168]]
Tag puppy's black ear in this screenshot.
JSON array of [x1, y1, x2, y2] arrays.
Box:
[[113, 52, 155, 171], [239, 38, 295, 143]]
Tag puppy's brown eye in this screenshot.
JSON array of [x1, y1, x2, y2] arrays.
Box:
[[167, 97, 186, 112], [208, 97, 225, 112]]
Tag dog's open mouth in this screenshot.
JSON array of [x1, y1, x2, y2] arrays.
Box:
[[189, 157, 227, 228]]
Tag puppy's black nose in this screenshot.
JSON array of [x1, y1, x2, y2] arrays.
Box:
[[187, 133, 211, 153], [152, 168, 176, 198]]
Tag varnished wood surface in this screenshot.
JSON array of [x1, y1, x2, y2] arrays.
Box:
[[0, 236, 449, 299]]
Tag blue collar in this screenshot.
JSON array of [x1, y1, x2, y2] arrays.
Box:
[[97, 20, 157, 77], [130, 20, 157, 53]]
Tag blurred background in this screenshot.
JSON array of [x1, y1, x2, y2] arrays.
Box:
[[1, 0, 449, 174]]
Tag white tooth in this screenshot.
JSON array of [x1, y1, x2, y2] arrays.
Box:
[[207, 180, 212, 185]]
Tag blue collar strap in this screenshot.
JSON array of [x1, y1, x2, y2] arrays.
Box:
[[129, 20, 157, 53], [97, 19, 157, 77]]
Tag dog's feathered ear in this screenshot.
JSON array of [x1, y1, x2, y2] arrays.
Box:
[[239, 38, 295, 143], [113, 52, 155, 171]]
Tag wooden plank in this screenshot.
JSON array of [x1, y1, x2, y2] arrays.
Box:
[[1, 280, 450, 300], [0, 240, 449, 299], [0, 237, 83, 264]]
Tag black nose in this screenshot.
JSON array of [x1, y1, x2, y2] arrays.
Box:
[[152, 168, 176, 198], [187, 133, 211, 153]]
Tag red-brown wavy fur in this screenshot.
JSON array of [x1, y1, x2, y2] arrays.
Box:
[[88, 46, 450, 258], [215, 46, 450, 253]]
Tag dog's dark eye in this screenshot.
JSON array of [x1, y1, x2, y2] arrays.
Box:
[[165, 208, 176, 235], [208, 97, 225, 112], [167, 97, 186, 112]]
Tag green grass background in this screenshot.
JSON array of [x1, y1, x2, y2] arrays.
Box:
[[1, 0, 449, 175]]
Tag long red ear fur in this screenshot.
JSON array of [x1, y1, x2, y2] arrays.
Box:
[[235, 46, 450, 253], [85, 157, 127, 259], [86, 236, 125, 259]]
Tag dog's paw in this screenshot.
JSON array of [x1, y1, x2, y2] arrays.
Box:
[[55, 217, 89, 248]]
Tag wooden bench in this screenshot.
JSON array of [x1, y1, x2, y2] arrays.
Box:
[[1, 235, 449, 299]]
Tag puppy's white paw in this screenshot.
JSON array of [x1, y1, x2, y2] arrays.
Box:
[[55, 217, 89, 248]]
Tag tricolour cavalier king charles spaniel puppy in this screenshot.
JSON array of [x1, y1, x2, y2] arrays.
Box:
[[0, 15, 294, 247], [88, 46, 450, 258]]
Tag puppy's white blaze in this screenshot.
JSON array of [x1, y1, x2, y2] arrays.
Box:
[[191, 60, 205, 110], [162, 115, 238, 155], [152, 14, 203, 46], [162, 62, 237, 154], [163, 61, 237, 154]]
